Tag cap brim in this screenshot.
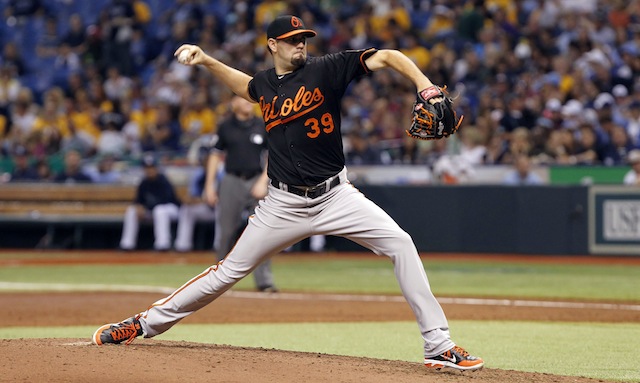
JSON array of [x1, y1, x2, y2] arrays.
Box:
[[275, 29, 317, 40]]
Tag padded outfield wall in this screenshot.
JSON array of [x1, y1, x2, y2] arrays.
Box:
[[4, 184, 640, 256]]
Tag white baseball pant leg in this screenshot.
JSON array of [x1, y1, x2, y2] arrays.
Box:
[[119, 205, 142, 250], [174, 203, 215, 252], [152, 203, 179, 250]]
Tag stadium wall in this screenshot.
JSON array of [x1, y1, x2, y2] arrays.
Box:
[[0, 185, 595, 255]]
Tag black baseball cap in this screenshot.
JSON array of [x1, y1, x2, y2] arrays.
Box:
[[267, 15, 317, 40]]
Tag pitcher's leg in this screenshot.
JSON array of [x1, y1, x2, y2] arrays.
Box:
[[314, 186, 453, 356], [138, 206, 305, 337], [120, 205, 139, 250]]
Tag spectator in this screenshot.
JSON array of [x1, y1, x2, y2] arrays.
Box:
[[345, 130, 383, 165], [129, 26, 150, 73], [178, 89, 217, 148], [9, 146, 38, 182], [502, 127, 533, 165], [458, 126, 487, 165], [455, 0, 486, 43], [103, 66, 134, 102], [165, 0, 203, 39], [600, 124, 636, 166], [35, 16, 60, 59], [86, 155, 121, 183], [34, 158, 52, 182], [3, 0, 640, 185], [502, 154, 544, 185], [1, 42, 27, 76], [61, 13, 88, 56], [140, 102, 182, 152], [425, 4, 455, 42], [31, 93, 69, 155], [623, 100, 640, 146], [102, 0, 138, 76], [52, 43, 81, 89], [572, 125, 600, 165], [61, 117, 97, 157], [6, 87, 38, 148], [67, 89, 102, 147], [623, 149, 640, 186], [118, 97, 143, 157], [0, 65, 21, 113], [96, 110, 127, 158], [173, 147, 216, 252], [53, 149, 93, 183], [400, 33, 430, 71], [119, 154, 181, 251], [4, 0, 46, 21]]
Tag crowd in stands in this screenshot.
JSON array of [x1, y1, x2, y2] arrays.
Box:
[[1, 0, 640, 184]]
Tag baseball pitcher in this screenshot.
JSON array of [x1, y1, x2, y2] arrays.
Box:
[[94, 15, 481, 372]]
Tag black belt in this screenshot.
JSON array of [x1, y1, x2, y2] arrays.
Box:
[[228, 170, 261, 180], [271, 176, 341, 199]]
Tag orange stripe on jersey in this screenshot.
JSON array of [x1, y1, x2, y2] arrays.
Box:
[[265, 120, 282, 131], [359, 48, 377, 73], [265, 98, 324, 132]]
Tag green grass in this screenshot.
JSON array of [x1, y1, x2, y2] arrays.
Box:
[[1, 252, 639, 381], [1, 255, 638, 301], [1, 321, 639, 382]]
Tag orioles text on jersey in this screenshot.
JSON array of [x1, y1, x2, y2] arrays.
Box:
[[259, 86, 325, 132]]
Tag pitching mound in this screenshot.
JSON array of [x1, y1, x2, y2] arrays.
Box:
[[2, 338, 608, 383]]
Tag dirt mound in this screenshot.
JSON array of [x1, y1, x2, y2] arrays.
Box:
[[1, 338, 609, 383]]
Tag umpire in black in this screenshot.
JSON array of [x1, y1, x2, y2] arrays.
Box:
[[204, 96, 277, 292]]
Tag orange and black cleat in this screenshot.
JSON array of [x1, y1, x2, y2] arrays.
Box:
[[424, 345, 484, 371], [92, 315, 143, 345]]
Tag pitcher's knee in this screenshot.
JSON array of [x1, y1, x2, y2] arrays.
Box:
[[382, 229, 416, 259], [395, 229, 414, 247]]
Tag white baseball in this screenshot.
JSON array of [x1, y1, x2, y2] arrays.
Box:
[[178, 49, 191, 64]]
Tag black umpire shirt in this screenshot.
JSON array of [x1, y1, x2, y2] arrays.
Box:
[[248, 48, 377, 186], [213, 115, 267, 176]]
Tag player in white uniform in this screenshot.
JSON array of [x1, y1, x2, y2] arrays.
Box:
[[173, 148, 216, 252], [93, 15, 483, 372], [119, 154, 180, 251]]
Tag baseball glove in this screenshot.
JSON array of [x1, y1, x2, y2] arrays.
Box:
[[406, 85, 463, 140]]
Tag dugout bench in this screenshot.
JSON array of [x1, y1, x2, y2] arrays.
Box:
[[0, 183, 214, 250]]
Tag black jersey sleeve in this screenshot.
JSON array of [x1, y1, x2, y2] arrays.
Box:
[[319, 48, 378, 91], [248, 71, 270, 103], [247, 79, 258, 103]]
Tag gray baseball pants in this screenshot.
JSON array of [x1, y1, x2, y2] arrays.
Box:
[[137, 168, 455, 357]]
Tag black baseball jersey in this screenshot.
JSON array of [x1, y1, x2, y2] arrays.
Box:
[[248, 48, 377, 186], [213, 114, 267, 175]]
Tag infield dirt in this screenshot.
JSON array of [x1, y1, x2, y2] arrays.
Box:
[[1, 251, 637, 382]]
